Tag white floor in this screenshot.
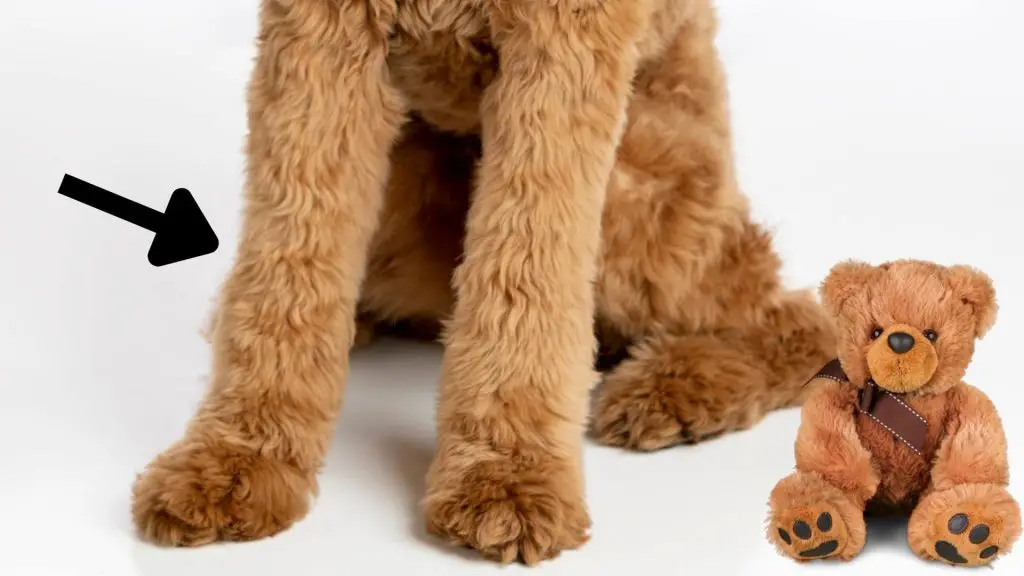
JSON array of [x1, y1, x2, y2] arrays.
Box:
[[2, 1, 1023, 575]]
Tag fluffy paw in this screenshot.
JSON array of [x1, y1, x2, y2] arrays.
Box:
[[771, 502, 850, 561], [422, 459, 591, 565], [591, 379, 689, 450], [909, 485, 1022, 566], [591, 339, 767, 451], [132, 440, 312, 546], [930, 510, 1004, 565], [768, 471, 866, 561]]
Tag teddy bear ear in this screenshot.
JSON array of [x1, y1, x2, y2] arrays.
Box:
[[819, 260, 880, 315], [947, 265, 998, 338]]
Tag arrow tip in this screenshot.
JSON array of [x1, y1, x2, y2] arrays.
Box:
[[147, 188, 219, 267]]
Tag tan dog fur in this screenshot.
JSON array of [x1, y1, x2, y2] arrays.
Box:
[[768, 260, 1021, 566], [131, 0, 836, 564]]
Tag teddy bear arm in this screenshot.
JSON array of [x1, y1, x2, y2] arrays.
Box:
[[794, 381, 880, 504], [930, 384, 1010, 491]]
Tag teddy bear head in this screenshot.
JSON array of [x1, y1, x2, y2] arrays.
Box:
[[819, 259, 997, 396]]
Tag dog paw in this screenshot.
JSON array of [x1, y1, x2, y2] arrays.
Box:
[[132, 440, 312, 546], [422, 458, 591, 565], [910, 485, 1022, 567], [591, 340, 766, 451], [770, 503, 850, 561], [591, 375, 690, 450]]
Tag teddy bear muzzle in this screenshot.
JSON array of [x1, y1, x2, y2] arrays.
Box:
[[866, 324, 938, 393]]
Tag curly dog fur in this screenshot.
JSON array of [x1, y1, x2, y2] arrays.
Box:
[[132, 0, 836, 564]]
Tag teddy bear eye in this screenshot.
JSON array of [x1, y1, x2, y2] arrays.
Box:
[[923, 329, 938, 342], [870, 327, 883, 339]]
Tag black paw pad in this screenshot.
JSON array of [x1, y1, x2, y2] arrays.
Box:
[[778, 528, 791, 545], [947, 513, 968, 534], [969, 523, 990, 544], [799, 540, 839, 558], [793, 520, 812, 540], [935, 540, 968, 564], [816, 512, 833, 533], [980, 545, 999, 559]]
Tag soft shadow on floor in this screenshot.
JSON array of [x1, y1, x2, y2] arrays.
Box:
[[372, 433, 433, 521], [371, 432, 493, 563], [863, 515, 912, 555]]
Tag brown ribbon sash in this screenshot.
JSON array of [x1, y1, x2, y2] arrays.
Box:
[[810, 359, 928, 456]]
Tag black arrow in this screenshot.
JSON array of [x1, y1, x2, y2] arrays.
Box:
[[58, 173, 219, 266]]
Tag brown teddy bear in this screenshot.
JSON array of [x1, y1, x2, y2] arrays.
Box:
[[767, 259, 1021, 566]]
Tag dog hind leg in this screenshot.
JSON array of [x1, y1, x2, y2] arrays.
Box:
[[591, 2, 836, 450]]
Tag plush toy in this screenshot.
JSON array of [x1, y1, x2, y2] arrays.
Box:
[[766, 259, 1020, 566]]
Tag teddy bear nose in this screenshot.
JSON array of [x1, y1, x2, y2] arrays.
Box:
[[887, 332, 915, 354]]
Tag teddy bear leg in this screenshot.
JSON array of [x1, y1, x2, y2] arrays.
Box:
[[767, 471, 867, 562], [592, 291, 834, 449], [908, 484, 1022, 566]]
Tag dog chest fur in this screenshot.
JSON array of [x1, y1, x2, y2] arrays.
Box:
[[388, 0, 493, 133], [384, 0, 690, 135]]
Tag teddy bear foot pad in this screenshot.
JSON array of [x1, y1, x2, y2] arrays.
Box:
[[929, 510, 1002, 565], [909, 484, 1021, 567], [773, 504, 849, 561]]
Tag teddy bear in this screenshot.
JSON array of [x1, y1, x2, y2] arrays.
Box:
[[766, 259, 1021, 566]]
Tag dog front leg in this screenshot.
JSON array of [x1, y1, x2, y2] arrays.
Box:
[[131, 0, 405, 545], [422, 1, 647, 565]]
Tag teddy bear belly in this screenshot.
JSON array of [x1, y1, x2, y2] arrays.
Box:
[[857, 412, 937, 510]]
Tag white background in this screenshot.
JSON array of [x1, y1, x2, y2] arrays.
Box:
[[2, 1, 1022, 575]]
